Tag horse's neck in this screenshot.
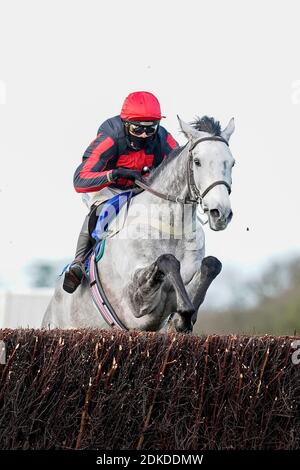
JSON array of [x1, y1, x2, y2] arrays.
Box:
[[132, 146, 191, 232], [149, 147, 189, 203], [128, 146, 200, 239]]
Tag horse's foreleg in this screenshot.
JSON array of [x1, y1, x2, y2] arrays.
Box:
[[190, 256, 222, 325], [128, 253, 195, 332]]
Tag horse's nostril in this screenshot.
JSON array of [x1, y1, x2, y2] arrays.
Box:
[[210, 209, 220, 219], [228, 210, 233, 221]]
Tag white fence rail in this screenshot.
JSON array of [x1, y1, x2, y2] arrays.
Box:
[[0, 289, 53, 329]]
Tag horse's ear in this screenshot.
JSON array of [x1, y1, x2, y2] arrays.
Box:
[[221, 117, 235, 142], [177, 115, 200, 141]]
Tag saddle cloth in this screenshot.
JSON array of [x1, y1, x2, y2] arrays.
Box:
[[91, 190, 134, 243]]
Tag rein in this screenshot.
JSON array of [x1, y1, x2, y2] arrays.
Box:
[[135, 135, 231, 207]]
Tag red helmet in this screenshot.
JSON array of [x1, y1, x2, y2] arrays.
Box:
[[120, 91, 165, 121]]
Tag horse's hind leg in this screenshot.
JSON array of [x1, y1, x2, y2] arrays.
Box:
[[128, 253, 195, 332]]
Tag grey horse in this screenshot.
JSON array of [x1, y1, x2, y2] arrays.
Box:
[[42, 115, 235, 333]]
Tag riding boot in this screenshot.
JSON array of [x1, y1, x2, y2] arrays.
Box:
[[63, 214, 92, 294]]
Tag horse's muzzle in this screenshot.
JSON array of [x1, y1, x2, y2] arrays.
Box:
[[208, 208, 233, 231]]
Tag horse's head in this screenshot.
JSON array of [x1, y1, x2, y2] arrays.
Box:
[[178, 116, 235, 231]]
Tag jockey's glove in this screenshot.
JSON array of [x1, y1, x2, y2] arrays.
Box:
[[112, 168, 142, 181]]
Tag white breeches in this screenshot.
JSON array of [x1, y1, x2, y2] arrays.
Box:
[[81, 187, 124, 211]]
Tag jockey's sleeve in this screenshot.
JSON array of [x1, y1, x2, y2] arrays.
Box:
[[73, 132, 118, 193], [163, 132, 179, 158]]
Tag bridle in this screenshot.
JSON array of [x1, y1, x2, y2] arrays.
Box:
[[135, 135, 232, 207]]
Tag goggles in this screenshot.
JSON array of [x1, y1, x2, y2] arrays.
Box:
[[127, 121, 159, 136]]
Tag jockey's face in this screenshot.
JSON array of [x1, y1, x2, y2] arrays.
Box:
[[127, 121, 159, 138], [124, 120, 160, 150]]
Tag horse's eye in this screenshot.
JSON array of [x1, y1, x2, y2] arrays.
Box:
[[194, 159, 201, 167]]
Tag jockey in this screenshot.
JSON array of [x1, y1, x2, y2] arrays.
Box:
[[63, 91, 179, 293]]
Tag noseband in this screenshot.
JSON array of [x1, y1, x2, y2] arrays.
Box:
[[135, 135, 232, 207]]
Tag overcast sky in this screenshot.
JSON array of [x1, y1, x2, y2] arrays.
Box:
[[1, 0, 300, 290]]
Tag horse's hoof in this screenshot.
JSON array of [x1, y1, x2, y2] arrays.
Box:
[[201, 256, 222, 278]]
